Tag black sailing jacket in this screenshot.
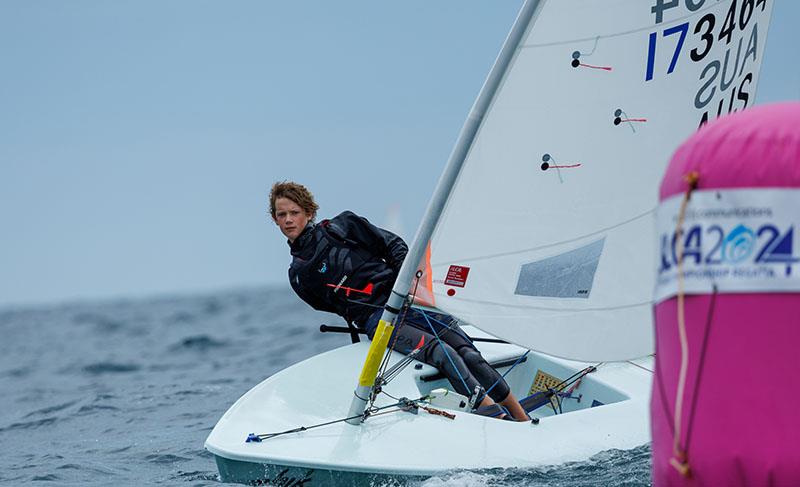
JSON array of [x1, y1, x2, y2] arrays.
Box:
[[288, 211, 408, 325]]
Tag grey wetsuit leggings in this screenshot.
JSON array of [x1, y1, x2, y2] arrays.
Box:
[[364, 307, 511, 403]]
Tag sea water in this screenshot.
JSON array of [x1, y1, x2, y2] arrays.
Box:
[[0, 287, 650, 486]]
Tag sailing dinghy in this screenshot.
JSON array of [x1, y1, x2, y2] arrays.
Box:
[[206, 0, 773, 484]]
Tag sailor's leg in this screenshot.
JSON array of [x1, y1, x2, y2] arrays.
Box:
[[389, 320, 483, 400], [417, 311, 530, 421], [497, 391, 529, 421], [457, 345, 529, 420]]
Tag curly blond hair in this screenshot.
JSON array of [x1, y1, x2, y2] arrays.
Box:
[[269, 181, 319, 221]]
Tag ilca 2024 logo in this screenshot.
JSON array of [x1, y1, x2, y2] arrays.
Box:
[[659, 222, 798, 280], [655, 189, 800, 302]]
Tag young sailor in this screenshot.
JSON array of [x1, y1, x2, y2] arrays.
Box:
[[269, 181, 529, 421]]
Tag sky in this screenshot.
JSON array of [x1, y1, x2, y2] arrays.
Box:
[[1, 1, 798, 309]]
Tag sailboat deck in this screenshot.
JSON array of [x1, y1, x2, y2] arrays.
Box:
[[205, 329, 651, 478]]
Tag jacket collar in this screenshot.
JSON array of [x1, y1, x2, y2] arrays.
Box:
[[289, 222, 316, 254]]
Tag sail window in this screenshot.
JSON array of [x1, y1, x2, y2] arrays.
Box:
[[514, 239, 605, 299]]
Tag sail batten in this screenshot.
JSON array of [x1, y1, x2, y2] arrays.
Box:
[[428, 297, 652, 313], [522, 1, 724, 49], [430, 209, 654, 266]]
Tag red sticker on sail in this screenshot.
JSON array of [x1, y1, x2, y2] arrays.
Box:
[[444, 265, 470, 288]]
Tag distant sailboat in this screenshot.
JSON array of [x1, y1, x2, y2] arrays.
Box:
[[206, 0, 773, 484], [382, 203, 405, 241]]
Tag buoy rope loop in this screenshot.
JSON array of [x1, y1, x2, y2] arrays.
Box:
[[670, 170, 700, 477]]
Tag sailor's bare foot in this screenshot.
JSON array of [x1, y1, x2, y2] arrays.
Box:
[[499, 392, 530, 421]]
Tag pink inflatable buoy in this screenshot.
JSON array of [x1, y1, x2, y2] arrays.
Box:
[[652, 102, 800, 486]]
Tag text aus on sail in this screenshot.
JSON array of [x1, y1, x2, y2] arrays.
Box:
[[646, 0, 768, 128]]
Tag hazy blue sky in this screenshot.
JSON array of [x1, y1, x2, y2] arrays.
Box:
[[1, 1, 797, 308]]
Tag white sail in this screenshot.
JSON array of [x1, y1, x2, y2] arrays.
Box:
[[423, 0, 774, 361]]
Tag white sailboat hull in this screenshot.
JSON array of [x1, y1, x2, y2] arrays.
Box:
[[205, 327, 652, 485]]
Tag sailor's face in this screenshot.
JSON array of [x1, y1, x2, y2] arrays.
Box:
[[274, 197, 311, 242]]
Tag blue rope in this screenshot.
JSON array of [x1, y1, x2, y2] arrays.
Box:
[[417, 308, 530, 405], [418, 309, 472, 396], [414, 308, 474, 342], [480, 349, 529, 403]]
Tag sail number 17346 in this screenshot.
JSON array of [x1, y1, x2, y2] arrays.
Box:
[[645, 0, 767, 81]]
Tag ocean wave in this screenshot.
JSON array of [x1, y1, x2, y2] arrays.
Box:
[[0, 416, 59, 433], [72, 312, 125, 332], [169, 335, 229, 351], [82, 362, 141, 375], [23, 400, 78, 418], [144, 453, 191, 465], [76, 404, 120, 416]]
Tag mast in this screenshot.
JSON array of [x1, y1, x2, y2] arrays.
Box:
[[346, 0, 546, 424]]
